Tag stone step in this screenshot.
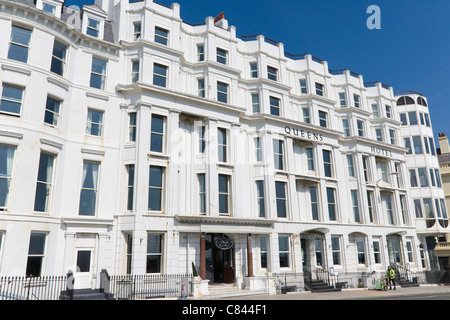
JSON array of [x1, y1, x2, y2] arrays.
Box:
[[202, 284, 267, 299]]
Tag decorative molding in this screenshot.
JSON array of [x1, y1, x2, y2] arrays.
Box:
[[0, 130, 23, 140], [40, 138, 63, 150], [1, 63, 32, 76]]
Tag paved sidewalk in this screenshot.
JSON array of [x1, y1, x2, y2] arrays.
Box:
[[218, 284, 450, 300]]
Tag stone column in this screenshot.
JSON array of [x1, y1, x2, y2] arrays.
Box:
[[247, 234, 254, 277], [200, 233, 206, 279]]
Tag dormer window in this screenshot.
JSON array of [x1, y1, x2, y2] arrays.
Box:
[[87, 18, 100, 37], [81, 5, 107, 40], [37, 0, 64, 18], [42, 3, 56, 15]]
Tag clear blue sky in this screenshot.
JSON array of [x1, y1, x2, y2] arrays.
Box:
[[65, 0, 450, 148]]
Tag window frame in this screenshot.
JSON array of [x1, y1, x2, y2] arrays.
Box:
[[216, 48, 228, 65], [267, 66, 278, 81], [256, 180, 265, 218], [323, 149, 333, 178], [131, 59, 140, 83], [318, 110, 328, 128], [197, 78, 205, 97], [154, 26, 169, 46], [8, 25, 32, 63], [275, 181, 287, 218], [0, 145, 16, 211], [270, 96, 281, 116], [217, 81, 229, 104], [0, 84, 24, 117], [33, 152, 55, 213], [86, 18, 100, 38], [197, 44, 205, 62], [218, 174, 231, 215], [126, 164, 135, 211], [250, 62, 258, 78], [90, 57, 107, 90], [133, 21, 142, 41], [50, 40, 67, 76], [26, 232, 47, 277], [278, 235, 291, 269], [153, 63, 168, 88], [150, 114, 166, 153], [78, 161, 100, 216], [315, 82, 324, 96], [148, 165, 165, 212], [128, 112, 137, 142], [300, 79, 308, 94], [273, 139, 285, 171], [86, 108, 104, 137], [146, 233, 164, 274], [44, 96, 61, 127], [217, 127, 228, 163], [198, 173, 206, 214]]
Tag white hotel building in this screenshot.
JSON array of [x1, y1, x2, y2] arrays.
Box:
[[0, 0, 447, 292]]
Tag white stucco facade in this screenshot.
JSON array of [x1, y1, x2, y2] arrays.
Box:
[[0, 0, 447, 291]]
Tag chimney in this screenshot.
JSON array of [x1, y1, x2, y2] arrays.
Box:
[[438, 133, 450, 154], [214, 12, 228, 29]]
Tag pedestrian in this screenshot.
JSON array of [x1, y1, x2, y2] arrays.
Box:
[[386, 266, 396, 290]]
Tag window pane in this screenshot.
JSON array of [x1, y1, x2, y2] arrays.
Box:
[[149, 166, 163, 188], [8, 45, 29, 63], [28, 233, 46, 255], [79, 189, 96, 215], [76, 251, 91, 272], [11, 26, 32, 46], [147, 234, 162, 254], [413, 136, 423, 154], [218, 175, 228, 193], [148, 189, 162, 211], [3, 85, 23, 102], [9, 26, 31, 63], [90, 73, 104, 89], [155, 27, 168, 45], [408, 112, 418, 125], [278, 236, 289, 252], [92, 58, 106, 75]]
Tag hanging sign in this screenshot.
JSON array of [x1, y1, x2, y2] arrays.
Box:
[[215, 238, 233, 250]]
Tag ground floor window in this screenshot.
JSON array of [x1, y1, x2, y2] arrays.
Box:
[[373, 238, 382, 264], [260, 236, 267, 269], [26, 232, 47, 277], [331, 236, 341, 265], [147, 233, 164, 273], [278, 235, 290, 268]]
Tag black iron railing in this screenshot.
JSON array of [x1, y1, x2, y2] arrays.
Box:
[[109, 274, 193, 300], [0, 275, 67, 300]]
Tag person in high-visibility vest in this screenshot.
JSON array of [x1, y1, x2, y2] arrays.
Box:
[[386, 266, 396, 290]]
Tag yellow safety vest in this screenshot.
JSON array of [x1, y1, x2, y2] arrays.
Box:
[[386, 269, 395, 279]]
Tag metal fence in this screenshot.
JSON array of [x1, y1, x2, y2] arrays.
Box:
[[108, 274, 193, 300], [0, 275, 67, 300]]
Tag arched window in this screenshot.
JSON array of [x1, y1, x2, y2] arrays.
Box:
[[396, 96, 415, 105], [405, 96, 415, 104], [417, 96, 428, 107]]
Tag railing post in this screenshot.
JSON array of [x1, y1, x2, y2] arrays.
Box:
[[66, 271, 74, 300]]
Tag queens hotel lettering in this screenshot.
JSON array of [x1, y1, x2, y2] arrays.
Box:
[[284, 126, 324, 142]]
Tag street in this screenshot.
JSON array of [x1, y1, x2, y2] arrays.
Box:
[[215, 285, 450, 301]]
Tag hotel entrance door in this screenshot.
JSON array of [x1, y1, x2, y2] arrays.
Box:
[[205, 234, 235, 284]]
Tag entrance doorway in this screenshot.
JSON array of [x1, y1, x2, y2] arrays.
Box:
[[74, 249, 94, 289], [205, 234, 235, 284], [387, 237, 402, 265], [301, 233, 326, 274]]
